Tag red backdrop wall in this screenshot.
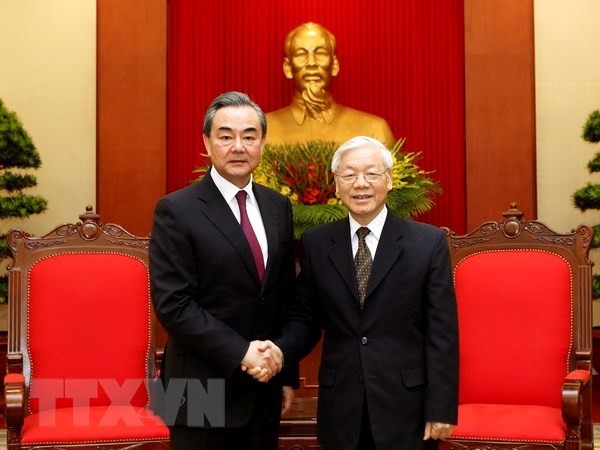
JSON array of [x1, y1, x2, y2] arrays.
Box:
[[167, 0, 466, 232]]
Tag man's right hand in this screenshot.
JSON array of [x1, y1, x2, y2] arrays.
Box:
[[241, 340, 283, 382]]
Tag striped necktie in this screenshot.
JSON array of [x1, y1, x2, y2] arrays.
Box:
[[354, 227, 372, 308]]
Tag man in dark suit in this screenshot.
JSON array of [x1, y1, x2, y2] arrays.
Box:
[[275, 136, 458, 449], [149, 91, 296, 450]]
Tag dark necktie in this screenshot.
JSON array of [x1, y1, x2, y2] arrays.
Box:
[[235, 191, 265, 282], [355, 227, 372, 308]]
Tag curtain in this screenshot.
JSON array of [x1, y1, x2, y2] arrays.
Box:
[[167, 0, 465, 232]]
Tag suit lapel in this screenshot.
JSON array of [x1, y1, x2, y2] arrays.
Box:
[[197, 176, 261, 284], [367, 214, 403, 298], [328, 219, 360, 302]]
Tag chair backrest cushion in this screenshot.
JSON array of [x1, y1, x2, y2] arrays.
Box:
[[27, 253, 151, 413], [454, 249, 572, 408]]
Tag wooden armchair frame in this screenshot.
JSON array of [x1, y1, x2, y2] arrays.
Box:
[[4, 207, 170, 449], [440, 204, 594, 450]]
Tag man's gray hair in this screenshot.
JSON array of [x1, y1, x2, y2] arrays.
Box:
[[331, 136, 393, 173], [203, 91, 267, 137]]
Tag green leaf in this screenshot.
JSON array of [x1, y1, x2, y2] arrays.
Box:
[[0, 193, 48, 218], [0, 275, 6, 304], [593, 274, 600, 300], [572, 183, 600, 212], [583, 109, 600, 144], [292, 203, 349, 239], [0, 98, 41, 169], [592, 225, 600, 249], [0, 172, 38, 192]]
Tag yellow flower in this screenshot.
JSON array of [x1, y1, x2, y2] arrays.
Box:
[[327, 198, 339, 205], [253, 173, 266, 185], [280, 186, 291, 196]]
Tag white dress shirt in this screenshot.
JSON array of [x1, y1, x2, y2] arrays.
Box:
[[349, 206, 388, 260], [210, 167, 268, 267]]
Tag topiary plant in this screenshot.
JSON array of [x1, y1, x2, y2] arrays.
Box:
[[0, 98, 48, 303], [572, 109, 600, 298]]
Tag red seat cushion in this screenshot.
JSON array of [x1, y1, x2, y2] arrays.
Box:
[[454, 250, 572, 408], [27, 253, 153, 412], [21, 406, 169, 444], [450, 403, 565, 443]]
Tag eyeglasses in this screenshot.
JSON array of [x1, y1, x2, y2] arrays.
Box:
[[335, 170, 388, 185]]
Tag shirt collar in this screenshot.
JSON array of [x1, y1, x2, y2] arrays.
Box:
[[349, 206, 388, 240], [210, 166, 257, 206]]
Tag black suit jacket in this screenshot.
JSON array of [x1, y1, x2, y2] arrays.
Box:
[[149, 174, 296, 428], [278, 212, 458, 450]]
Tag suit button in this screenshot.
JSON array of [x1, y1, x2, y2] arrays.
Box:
[[361, 337, 368, 345], [357, 375, 364, 383]]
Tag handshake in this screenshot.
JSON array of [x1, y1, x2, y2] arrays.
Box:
[[241, 340, 284, 383]]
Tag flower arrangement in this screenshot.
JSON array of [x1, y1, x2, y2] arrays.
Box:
[[197, 139, 441, 239]]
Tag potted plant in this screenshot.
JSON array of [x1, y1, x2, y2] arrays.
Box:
[[572, 109, 600, 298], [0, 98, 48, 310]]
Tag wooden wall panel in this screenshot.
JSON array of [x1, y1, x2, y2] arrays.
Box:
[[464, 0, 536, 229], [97, 0, 167, 236]]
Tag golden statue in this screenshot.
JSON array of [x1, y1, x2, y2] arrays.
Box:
[[266, 22, 396, 147]]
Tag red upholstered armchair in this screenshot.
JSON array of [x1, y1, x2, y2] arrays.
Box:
[[440, 204, 594, 450], [3, 207, 170, 449]]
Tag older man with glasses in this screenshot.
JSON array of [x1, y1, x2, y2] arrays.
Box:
[[271, 136, 459, 449]]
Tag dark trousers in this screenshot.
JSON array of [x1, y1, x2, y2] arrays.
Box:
[[170, 402, 279, 450], [356, 395, 440, 450]]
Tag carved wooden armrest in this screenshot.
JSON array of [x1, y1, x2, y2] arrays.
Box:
[[4, 372, 25, 428], [6, 352, 23, 375], [562, 369, 591, 426]]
